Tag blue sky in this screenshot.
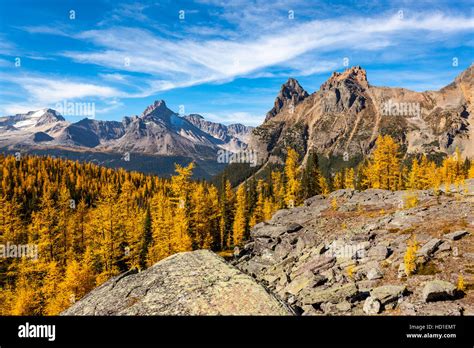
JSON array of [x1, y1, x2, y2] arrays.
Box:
[[0, 0, 473, 126]]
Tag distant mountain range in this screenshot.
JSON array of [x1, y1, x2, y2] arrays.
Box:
[[0, 100, 253, 178], [1, 64, 472, 178]]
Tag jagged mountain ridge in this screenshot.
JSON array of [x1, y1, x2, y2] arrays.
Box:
[[0, 100, 252, 158], [249, 64, 474, 168], [184, 114, 254, 152]]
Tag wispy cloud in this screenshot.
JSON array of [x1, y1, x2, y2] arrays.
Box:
[[204, 111, 263, 126], [60, 12, 473, 96], [3, 3, 473, 120], [18, 25, 69, 36], [0, 74, 121, 114], [95, 98, 124, 114], [97, 2, 152, 26]]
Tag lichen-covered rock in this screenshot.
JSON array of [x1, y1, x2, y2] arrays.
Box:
[[370, 285, 406, 305], [301, 283, 358, 305], [421, 280, 457, 303], [366, 267, 383, 280], [62, 250, 292, 316], [367, 245, 389, 260]]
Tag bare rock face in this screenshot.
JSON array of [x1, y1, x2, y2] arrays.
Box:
[[265, 78, 309, 122], [62, 250, 292, 316], [184, 114, 254, 152]]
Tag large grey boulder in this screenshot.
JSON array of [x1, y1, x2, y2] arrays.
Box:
[[62, 250, 292, 315], [291, 255, 336, 278], [422, 280, 457, 302]]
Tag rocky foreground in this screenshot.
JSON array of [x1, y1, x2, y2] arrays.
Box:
[[235, 180, 474, 315], [64, 180, 474, 316]]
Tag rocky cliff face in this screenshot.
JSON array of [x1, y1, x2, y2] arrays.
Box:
[[234, 179, 474, 315], [250, 65, 474, 167], [62, 250, 291, 315]]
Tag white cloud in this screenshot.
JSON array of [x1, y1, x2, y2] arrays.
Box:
[[95, 99, 124, 114], [1, 103, 47, 115], [0, 35, 15, 55], [60, 12, 474, 96], [4, 8, 474, 121], [0, 74, 121, 106], [21, 78, 120, 103], [18, 26, 69, 36], [0, 58, 12, 67], [204, 111, 263, 126], [99, 73, 128, 82]]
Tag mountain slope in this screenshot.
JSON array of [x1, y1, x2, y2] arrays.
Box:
[[97, 100, 220, 158]]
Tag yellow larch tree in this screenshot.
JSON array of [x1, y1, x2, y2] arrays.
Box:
[[190, 184, 211, 249], [148, 191, 173, 264], [284, 148, 301, 207], [469, 161, 474, 179], [232, 184, 247, 247], [344, 168, 355, 189], [249, 179, 265, 227], [319, 176, 330, 196], [333, 172, 344, 190], [219, 179, 234, 250], [170, 163, 193, 253], [271, 171, 286, 210], [363, 135, 401, 190]]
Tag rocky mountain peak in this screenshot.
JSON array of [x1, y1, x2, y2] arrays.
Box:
[[265, 78, 309, 122], [188, 113, 204, 119], [321, 65, 369, 91], [456, 63, 474, 82], [36, 109, 66, 125], [141, 100, 172, 118]]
